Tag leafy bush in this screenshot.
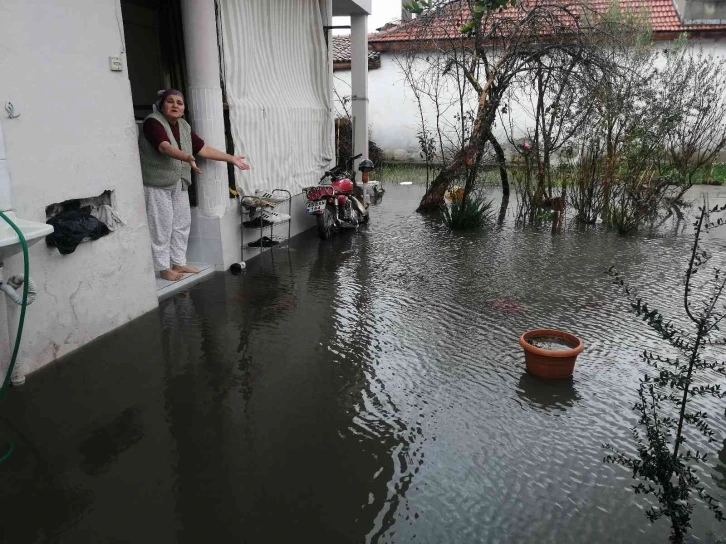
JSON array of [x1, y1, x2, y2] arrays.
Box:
[[335, 117, 384, 169], [605, 202, 726, 542]]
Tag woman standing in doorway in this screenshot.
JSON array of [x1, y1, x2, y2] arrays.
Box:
[[139, 89, 249, 281]]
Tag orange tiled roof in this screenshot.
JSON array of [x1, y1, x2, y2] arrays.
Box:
[[368, 0, 726, 45]]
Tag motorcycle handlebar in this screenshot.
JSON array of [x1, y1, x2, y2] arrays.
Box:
[[345, 153, 363, 171], [320, 154, 363, 180]]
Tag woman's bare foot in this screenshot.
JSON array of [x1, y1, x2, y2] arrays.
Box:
[[172, 264, 200, 274], [160, 269, 184, 281]]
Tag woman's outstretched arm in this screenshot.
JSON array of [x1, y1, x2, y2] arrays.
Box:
[[197, 146, 250, 170]]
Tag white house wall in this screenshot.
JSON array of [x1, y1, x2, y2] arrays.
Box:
[[335, 51, 482, 162], [0, 0, 158, 376], [335, 39, 726, 163]]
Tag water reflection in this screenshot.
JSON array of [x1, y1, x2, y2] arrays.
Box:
[[0, 418, 93, 541], [79, 406, 145, 476], [311, 228, 417, 542], [5, 185, 726, 542], [160, 286, 257, 543], [153, 234, 411, 542], [498, 193, 510, 225], [712, 439, 726, 492], [516, 372, 582, 412]]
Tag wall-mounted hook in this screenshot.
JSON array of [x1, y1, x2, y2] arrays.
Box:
[[5, 102, 20, 119]]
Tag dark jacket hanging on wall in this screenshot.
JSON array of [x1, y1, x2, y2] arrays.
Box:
[[46, 208, 110, 255]]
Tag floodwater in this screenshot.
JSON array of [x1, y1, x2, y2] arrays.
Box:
[[2, 184, 726, 543], [526, 336, 576, 351]]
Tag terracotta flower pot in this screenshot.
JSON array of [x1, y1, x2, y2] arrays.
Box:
[[519, 329, 584, 379]]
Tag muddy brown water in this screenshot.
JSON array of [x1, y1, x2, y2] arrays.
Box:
[[2, 185, 726, 543]]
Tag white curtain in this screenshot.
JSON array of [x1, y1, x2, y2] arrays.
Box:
[[220, 0, 334, 196]]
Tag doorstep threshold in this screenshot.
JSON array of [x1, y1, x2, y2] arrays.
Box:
[[156, 262, 216, 300]]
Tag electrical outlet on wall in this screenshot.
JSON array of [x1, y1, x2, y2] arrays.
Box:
[[109, 57, 123, 72]]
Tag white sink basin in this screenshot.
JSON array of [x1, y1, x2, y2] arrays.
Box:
[[0, 212, 53, 262]]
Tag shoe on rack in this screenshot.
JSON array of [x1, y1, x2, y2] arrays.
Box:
[[248, 236, 280, 248], [254, 190, 288, 203], [243, 217, 273, 228], [260, 209, 291, 223], [241, 196, 276, 209]]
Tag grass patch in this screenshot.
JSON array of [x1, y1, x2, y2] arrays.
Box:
[[376, 162, 502, 187], [507, 163, 726, 187], [376, 161, 726, 189], [693, 164, 726, 186], [375, 163, 440, 185]]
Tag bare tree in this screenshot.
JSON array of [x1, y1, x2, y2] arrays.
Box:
[[661, 43, 726, 216], [568, 28, 726, 232], [333, 74, 352, 119], [404, 0, 607, 212], [501, 47, 600, 228], [393, 39, 479, 167]]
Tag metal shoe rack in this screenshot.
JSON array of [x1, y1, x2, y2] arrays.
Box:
[[240, 189, 292, 258]]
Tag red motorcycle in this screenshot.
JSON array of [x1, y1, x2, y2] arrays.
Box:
[[305, 154, 375, 240]]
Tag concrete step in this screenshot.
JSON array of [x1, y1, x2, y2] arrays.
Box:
[[155, 263, 216, 301]]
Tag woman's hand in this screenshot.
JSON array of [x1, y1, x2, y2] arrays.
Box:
[[231, 156, 250, 171], [196, 146, 250, 170], [186, 154, 202, 174]]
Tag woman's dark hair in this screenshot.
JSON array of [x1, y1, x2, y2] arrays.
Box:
[[156, 89, 185, 111]]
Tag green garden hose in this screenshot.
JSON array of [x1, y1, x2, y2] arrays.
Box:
[[0, 211, 29, 463]]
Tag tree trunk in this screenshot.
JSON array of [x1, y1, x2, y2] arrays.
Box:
[[497, 194, 510, 225], [417, 104, 500, 212], [416, 58, 507, 213], [488, 132, 509, 196], [416, 159, 465, 212]]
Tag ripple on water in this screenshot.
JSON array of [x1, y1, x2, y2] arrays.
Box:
[[345, 186, 726, 543], [148, 185, 726, 544]]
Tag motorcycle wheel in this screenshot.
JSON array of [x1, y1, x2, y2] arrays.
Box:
[[317, 205, 337, 240]]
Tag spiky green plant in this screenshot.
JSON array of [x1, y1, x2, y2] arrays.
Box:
[[441, 191, 494, 230]]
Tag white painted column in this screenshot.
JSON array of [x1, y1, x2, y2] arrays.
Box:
[[180, 0, 228, 218], [351, 14, 369, 181]]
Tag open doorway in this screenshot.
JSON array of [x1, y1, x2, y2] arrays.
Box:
[[121, 0, 199, 205], [121, 0, 187, 121], [121, 0, 236, 203]]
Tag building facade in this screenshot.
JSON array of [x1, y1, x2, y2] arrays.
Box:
[[335, 0, 726, 163], [0, 0, 372, 381]]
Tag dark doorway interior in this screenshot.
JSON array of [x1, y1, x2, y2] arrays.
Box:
[[121, 0, 197, 204], [121, 0, 187, 122], [122, 0, 235, 201]]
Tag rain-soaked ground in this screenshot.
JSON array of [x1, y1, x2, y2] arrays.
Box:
[[3, 184, 726, 543]]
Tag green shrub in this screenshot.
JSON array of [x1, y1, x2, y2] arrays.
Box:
[[441, 191, 494, 230]]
